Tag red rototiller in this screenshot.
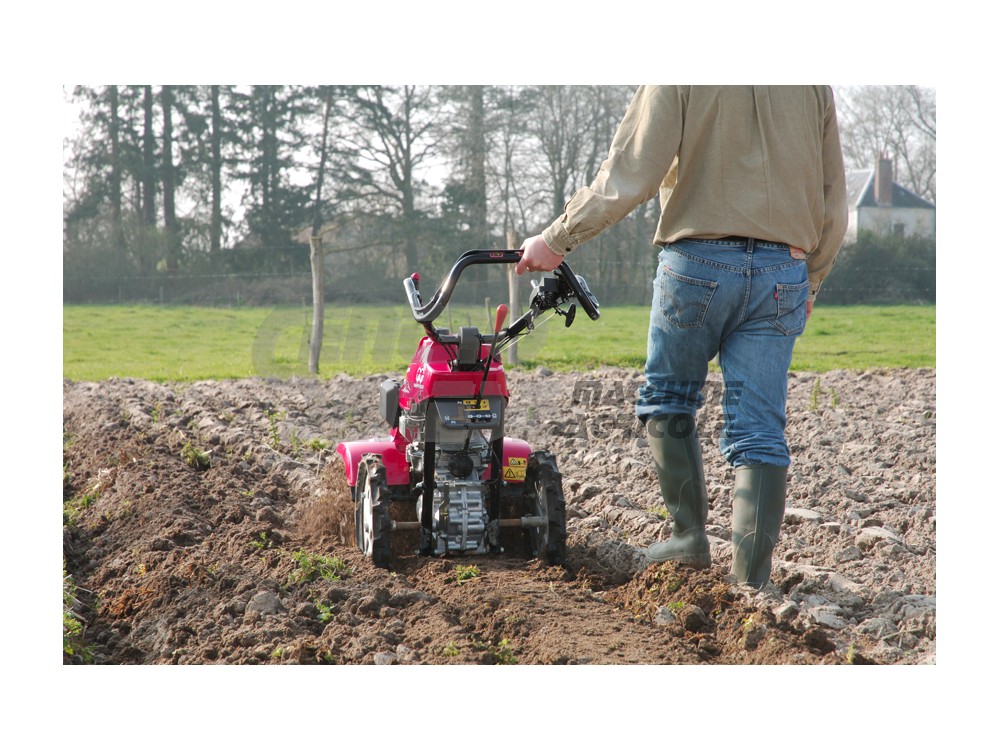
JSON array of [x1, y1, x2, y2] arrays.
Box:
[[336, 249, 600, 568]]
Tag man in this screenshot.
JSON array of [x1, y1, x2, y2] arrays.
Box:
[[516, 86, 848, 589]]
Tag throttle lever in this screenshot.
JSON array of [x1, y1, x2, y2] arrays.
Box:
[[477, 304, 508, 407]]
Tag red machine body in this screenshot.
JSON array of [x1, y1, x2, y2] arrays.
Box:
[[335, 249, 600, 567]]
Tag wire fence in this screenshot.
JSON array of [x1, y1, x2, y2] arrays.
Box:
[[63, 262, 937, 307]]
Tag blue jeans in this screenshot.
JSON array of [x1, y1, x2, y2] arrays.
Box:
[[635, 238, 810, 467]]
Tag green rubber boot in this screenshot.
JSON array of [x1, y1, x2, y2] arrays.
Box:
[[731, 464, 787, 589], [644, 415, 712, 569]]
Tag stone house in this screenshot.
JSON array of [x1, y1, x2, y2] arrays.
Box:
[[843, 158, 935, 242]]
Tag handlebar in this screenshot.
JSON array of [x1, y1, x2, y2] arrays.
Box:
[[403, 249, 600, 325], [404, 250, 520, 324]]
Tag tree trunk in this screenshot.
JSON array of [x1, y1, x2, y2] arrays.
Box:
[[506, 229, 520, 365], [309, 89, 334, 375], [309, 236, 325, 375], [210, 85, 222, 254], [141, 86, 156, 228], [260, 87, 276, 239], [400, 87, 419, 270], [107, 86, 128, 269], [161, 85, 179, 270], [402, 193, 418, 271]]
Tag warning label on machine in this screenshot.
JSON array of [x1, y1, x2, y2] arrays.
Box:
[[503, 456, 527, 481], [460, 398, 491, 411]]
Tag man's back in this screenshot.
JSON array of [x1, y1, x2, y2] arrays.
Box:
[[533, 84, 847, 300], [657, 85, 843, 256]]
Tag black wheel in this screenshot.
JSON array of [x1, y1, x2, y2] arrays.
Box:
[[523, 450, 567, 565], [357, 455, 392, 568]]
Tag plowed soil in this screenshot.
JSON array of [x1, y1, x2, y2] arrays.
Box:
[[62, 366, 935, 666]]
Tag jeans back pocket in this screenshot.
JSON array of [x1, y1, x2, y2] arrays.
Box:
[[658, 266, 718, 329], [770, 280, 810, 335]]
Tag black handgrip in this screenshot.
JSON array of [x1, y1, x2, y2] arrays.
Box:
[[403, 274, 422, 315]]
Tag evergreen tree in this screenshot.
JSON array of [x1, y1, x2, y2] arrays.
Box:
[[439, 85, 490, 249], [63, 85, 145, 284], [229, 85, 313, 272]]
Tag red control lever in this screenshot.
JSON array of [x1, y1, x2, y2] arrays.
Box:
[[493, 303, 509, 338], [477, 304, 510, 407]]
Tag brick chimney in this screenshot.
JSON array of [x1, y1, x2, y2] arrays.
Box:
[[875, 157, 893, 206]]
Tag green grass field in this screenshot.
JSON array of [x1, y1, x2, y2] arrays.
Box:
[[63, 303, 935, 381]]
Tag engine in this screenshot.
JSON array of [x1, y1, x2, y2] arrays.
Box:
[[402, 398, 500, 556]]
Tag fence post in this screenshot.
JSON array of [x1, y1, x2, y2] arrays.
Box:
[[309, 235, 325, 375], [506, 229, 520, 365]]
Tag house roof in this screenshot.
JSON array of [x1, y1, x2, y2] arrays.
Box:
[[845, 169, 936, 210]]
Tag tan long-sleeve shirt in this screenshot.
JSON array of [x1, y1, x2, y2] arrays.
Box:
[[541, 85, 849, 300]]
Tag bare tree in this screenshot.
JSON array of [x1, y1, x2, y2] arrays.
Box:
[[485, 86, 535, 241], [503, 86, 636, 235], [341, 86, 445, 270], [901, 86, 936, 201], [529, 86, 602, 218], [308, 87, 336, 375], [835, 85, 936, 203]]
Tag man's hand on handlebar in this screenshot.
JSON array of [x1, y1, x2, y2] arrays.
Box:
[[515, 235, 564, 276]]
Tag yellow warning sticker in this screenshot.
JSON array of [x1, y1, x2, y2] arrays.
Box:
[[503, 457, 527, 481], [461, 399, 491, 411]]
